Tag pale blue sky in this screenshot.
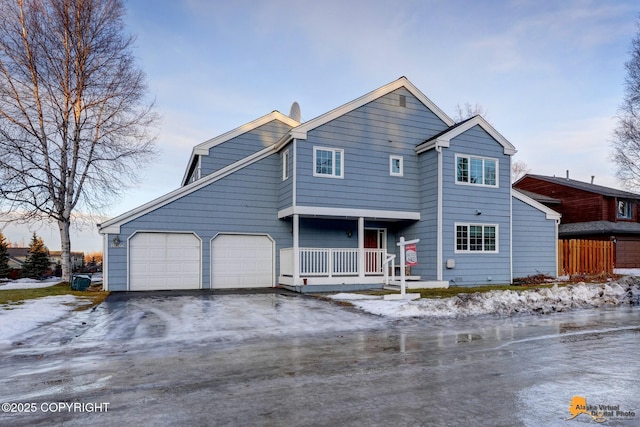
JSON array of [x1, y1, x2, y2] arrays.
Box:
[[4, 0, 639, 252]]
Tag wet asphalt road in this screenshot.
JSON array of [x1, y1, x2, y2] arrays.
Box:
[[0, 291, 639, 427]]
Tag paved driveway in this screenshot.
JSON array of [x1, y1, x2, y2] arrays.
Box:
[[1, 291, 639, 426]]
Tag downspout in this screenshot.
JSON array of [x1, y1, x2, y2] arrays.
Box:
[[555, 219, 560, 277], [509, 185, 513, 284], [436, 145, 443, 281], [292, 138, 297, 207], [292, 139, 300, 286]]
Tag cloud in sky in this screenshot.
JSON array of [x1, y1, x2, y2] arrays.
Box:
[[4, 0, 639, 252]]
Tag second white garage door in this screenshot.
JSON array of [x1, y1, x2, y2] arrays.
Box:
[[211, 234, 274, 288], [129, 232, 201, 291]]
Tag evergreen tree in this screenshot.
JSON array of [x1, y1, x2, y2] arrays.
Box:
[[0, 233, 9, 278], [22, 232, 51, 279]]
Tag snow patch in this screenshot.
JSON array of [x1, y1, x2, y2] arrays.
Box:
[[0, 277, 61, 290], [0, 295, 92, 347], [329, 280, 640, 318]]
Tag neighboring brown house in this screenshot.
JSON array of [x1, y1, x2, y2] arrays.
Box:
[[514, 174, 640, 268]]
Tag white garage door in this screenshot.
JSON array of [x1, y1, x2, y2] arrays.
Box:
[[129, 232, 201, 291], [211, 234, 274, 288]]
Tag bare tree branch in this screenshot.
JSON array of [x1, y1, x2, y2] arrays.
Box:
[[0, 0, 159, 282], [612, 17, 640, 191]]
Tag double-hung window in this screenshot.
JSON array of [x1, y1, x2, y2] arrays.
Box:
[[456, 155, 497, 187], [455, 224, 498, 253], [313, 147, 343, 178]]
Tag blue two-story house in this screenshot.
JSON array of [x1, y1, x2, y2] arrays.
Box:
[[98, 77, 560, 291]]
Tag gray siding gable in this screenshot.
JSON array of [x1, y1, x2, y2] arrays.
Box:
[[181, 111, 298, 185], [199, 119, 293, 178], [295, 88, 450, 212]]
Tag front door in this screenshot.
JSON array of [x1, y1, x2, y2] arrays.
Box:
[[364, 228, 386, 274]]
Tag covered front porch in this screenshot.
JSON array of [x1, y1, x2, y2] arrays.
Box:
[[279, 247, 397, 286], [277, 210, 418, 292]]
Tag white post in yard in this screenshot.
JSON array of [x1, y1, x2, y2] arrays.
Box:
[[393, 236, 420, 299], [399, 237, 406, 295]]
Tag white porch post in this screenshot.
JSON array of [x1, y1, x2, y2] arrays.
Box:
[[358, 217, 365, 279], [293, 214, 300, 285]]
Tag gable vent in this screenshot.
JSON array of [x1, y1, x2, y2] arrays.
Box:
[[399, 94, 406, 108]]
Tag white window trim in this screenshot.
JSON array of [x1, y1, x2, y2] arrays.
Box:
[[313, 146, 344, 179], [282, 149, 290, 181], [455, 153, 499, 188], [389, 155, 403, 177], [454, 223, 499, 254]]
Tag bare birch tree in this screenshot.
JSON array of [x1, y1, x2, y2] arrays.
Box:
[[511, 159, 531, 183], [612, 17, 640, 190], [453, 102, 489, 122], [0, 0, 158, 282]]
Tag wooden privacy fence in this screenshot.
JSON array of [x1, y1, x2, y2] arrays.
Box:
[[558, 239, 614, 276]]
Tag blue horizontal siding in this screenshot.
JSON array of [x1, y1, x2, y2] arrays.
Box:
[[278, 142, 293, 211], [512, 197, 557, 278], [295, 88, 449, 211], [441, 125, 512, 286], [106, 154, 291, 291], [200, 119, 291, 177]]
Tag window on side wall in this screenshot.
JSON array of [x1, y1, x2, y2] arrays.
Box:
[[282, 149, 290, 181], [617, 200, 633, 219], [390, 155, 403, 176], [313, 147, 343, 178], [456, 154, 498, 187], [455, 224, 498, 253]]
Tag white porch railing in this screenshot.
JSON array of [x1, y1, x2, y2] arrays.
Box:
[[280, 248, 386, 277]]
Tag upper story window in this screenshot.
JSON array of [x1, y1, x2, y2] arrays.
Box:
[[456, 154, 498, 187], [455, 223, 498, 253], [282, 149, 290, 181], [390, 155, 403, 176], [617, 200, 633, 219], [313, 147, 343, 178]]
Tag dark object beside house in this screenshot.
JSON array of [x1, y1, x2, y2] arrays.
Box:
[[71, 275, 91, 291]]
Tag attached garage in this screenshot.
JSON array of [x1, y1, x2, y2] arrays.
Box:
[[129, 232, 201, 291], [211, 234, 274, 288], [616, 237, 640, 268]]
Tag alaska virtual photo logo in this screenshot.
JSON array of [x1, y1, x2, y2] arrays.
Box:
[[567, 396, 636, 423]]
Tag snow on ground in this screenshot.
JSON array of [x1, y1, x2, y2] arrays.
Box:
[[0, 273, 102, 290], [0, 276, 61, 290], [0, 295, 92, 347], [329, 278, 640, 318], [0, 273, 639, 348], [614, 268, 640, 276]]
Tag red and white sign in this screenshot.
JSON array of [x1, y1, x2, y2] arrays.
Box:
[[405, 243, 418, 266]]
